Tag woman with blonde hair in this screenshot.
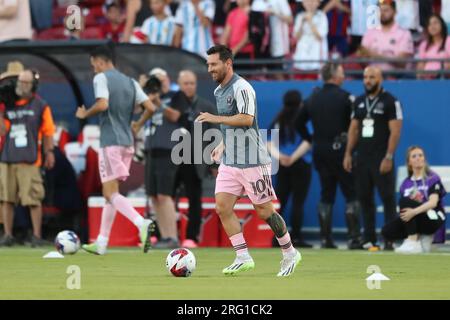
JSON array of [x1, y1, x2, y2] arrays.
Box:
[[382, 146, 446, 254]]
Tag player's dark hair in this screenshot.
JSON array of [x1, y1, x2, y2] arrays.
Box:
[[425, 14, 448, 52], [321, 63, 342, 82], [206, 45, 233, 63], [271, 90, 303, 144], [378, 0, 396, 10], [90, 46, 114, 62]]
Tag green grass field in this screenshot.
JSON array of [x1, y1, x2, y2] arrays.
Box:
[[1, 247, 450, 300]]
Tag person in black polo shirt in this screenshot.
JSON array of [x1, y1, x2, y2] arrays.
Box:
[[296, 63, 362, 249], [343, 66, 403, 251]]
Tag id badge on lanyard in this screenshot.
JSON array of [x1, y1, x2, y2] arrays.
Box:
[[10, 124, 28, 148], [362, 97, 378, 138]]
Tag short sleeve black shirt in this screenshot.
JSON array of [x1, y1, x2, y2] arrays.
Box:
[[352, 89, 403, 159]]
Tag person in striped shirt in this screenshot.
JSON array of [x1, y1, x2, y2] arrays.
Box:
[[348, 0, 379, 54], [174, 0, 216, 58], [140, 0, 176, 45]]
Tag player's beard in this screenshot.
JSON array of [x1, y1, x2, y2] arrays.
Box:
[[15, 86, 32, 99], [214, 68, 227, 84], [365, 82, 380, 95], [380, 16, 394, 26]]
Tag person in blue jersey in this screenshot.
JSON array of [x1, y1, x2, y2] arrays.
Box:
[[173, 0, 216, 58], [140, 0, 176, 45]]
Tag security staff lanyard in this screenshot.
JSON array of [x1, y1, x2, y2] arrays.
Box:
[[362, 95, 379, 138]]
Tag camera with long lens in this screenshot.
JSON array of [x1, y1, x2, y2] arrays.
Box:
[[143, 75, 162, 95], [0, 77, 18, 109]]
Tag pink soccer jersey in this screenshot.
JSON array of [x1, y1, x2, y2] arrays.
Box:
[[362, 23, 414, 71], [418, 37, 450, 71]]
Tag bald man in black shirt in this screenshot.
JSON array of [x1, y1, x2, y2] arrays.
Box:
[[344, 66, 403, 251]]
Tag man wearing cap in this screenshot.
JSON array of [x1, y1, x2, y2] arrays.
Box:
[[0, 69, 56, 247]]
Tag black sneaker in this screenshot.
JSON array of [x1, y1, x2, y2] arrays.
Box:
[[348, 239, 364, 250], [0, 235, 15, 247], [321, 239, 337, 249], [30, 235, 50, 248], [153, 238, 179, 249], [383, 241, 394, 251]]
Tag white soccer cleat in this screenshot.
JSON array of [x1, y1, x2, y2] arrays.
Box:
[[277, 250, 302, 277], [394, 239, 423, 254], [420, 235, 433, 253]]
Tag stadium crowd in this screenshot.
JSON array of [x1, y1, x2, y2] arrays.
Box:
[[0, 0, 450, 77]]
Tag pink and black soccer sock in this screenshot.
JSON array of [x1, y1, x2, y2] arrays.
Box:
[[276, 232, 296, 257], [265, 212, 296, 256], [229, 232, 251, 260]]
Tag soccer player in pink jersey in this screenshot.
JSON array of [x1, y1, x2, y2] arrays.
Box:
[[76, 46, 157, 255]]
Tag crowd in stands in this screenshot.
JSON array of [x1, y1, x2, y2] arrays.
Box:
[[1, 0, 449, 77]]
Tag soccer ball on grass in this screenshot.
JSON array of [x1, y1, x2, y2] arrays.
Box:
[[54, 230, 80, 255], [166, 248, 196, 277]]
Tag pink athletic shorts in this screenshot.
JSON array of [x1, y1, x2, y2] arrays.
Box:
[[98, 146, 134, 183], [215, 163, 277, 204]]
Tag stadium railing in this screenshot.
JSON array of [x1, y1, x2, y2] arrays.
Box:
[[233, 57, 450, 79]]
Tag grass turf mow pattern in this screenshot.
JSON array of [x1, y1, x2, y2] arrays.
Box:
[[1, 247, 450, 299]]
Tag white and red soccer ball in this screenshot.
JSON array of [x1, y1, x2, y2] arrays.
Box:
[[166, 248, 196, 277], [54, 230, 80, 255]]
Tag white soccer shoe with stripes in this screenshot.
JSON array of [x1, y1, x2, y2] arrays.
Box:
[[277, 250, 302, 277]]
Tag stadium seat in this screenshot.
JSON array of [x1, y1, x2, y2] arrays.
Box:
[[36, 27, 67, 40], [83, 6, 106, 27], [81, 26, 103, 39], [80, 124, 100, 151], [52, 6, 68, 27], [54, 125, 71, 153], [81, 0, 105, 7], [64, 142, 88, 176], [78, 146, 102, 201]]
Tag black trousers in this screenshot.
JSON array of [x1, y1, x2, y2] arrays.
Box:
[[354, 159, 396, 244], [314, 153, 356, 204], [382, 214, 445, 241], [174, 164, 202, 241], [275, 159, 312, 240]]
